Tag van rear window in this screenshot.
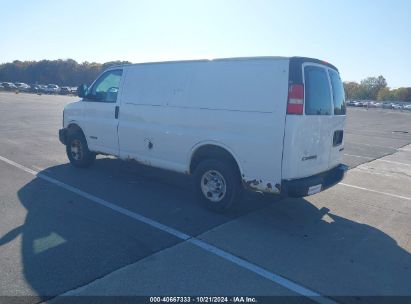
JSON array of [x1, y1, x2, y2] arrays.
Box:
[[329, 69, 346, 115], [304, 66, 332, 115]]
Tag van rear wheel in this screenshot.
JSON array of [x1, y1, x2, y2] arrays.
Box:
[[66, 131, 95, 168], [194, 159, 241, 212]]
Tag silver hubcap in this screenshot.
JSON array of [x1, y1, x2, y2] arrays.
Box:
[[201, 170, 227, 202], [70, 139, 83, 161]]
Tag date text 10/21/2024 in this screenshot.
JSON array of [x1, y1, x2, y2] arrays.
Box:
[[149, 296, 258, 303]]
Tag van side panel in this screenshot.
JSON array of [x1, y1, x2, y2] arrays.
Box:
[[118, 59, 289, 192], [172, 60, 288, 112]]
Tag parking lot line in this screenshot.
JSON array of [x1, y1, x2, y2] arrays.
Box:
[[376, 159, 411, 167], [339, 183, 411, 201], [353, 169, 397, 178], [343, 154, 373, 159], [0, 155, 38, 175], [0, 154, 334, 304], [345, 142, 397, 149]]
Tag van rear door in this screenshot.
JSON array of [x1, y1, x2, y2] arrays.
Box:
[[327, 68, 346, 169], [282, 58, 346, 181]]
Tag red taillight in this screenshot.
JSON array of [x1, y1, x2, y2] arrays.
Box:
[[287, 84, 304, 115]]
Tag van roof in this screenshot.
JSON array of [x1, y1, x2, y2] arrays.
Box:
[[108, 56, 338, 71]]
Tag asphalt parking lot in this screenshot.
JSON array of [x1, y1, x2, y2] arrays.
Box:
[[0, 92, 410, 304]]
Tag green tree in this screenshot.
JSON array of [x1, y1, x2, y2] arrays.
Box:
[[343, 81, 370, 100], [343, 81, 360, 100], [395, 87, 411, 101], [377, 87, 393, 101], [360, 75, 387, 100]]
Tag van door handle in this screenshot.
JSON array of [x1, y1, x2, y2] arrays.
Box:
[[115, 106, 119, 119]]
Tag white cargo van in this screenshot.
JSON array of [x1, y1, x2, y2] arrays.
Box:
[[59, 57, 347, 211]]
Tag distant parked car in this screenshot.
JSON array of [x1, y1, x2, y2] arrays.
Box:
[[28, 84, 40, 93], [38, 85, 48, 94], [46, 84, 60, 94], [392, 104, 403, 110], [382, 103, 393, 109], [70, 87, 78, 95], [347, 100, 356, 106], [365, 101, 377, 108], [14, 82, 30, 92], [1, 82, 17, 91], [59, 87, 71, 95], [403, 104, 411, 111]]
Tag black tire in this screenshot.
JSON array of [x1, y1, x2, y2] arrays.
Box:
[[66, 131, 96, 168], [193, 159, 242, 212]]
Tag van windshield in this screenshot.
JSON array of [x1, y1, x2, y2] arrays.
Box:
[[329, 69, 346, 115], [304, 66, 332, 115]]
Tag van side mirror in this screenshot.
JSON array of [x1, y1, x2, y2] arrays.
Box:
[[77, 84, 88, 98]]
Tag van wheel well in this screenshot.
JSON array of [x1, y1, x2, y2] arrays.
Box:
[[190, 145, 241, 176], [67, 123, 84, 137]]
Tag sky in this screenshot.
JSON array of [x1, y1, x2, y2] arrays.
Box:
[[1, 0, 410, 87]]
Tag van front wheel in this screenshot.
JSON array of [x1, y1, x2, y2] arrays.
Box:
[[194, 159, 241, 212], [66, 131, 96, 168]]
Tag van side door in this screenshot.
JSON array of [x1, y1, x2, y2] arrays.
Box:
[[82, 69, 123, 156]]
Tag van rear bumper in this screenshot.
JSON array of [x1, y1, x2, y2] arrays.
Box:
[[281, 164, 348, 197]]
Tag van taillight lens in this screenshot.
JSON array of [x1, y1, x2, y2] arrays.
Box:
[[287, 84, 304, 115]]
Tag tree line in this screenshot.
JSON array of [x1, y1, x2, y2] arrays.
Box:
[[0, 59, 131, 87], [343, 76, 411, 102]]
